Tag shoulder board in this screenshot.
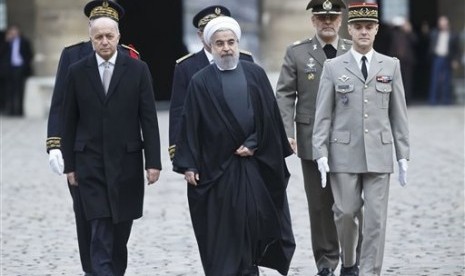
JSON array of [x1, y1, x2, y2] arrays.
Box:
[[342, 38, 353, 45], [121, 44, 140, 55], [240, 50, 253, 56], [176, 53, 195, 64], [64, 40, 86, 49], [292, 38, 311, 46]]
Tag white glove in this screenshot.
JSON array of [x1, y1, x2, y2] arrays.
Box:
[[49, 149, 64, 175], [317, 157, 330, 188], [398, 158, 408, 186]]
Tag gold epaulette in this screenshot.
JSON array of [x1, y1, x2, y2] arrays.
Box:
[[65, 41, 86, 49], [240, 49, 253, 56], [168, 145, 176, 160], [46, 137, 61, 152], [121, 44, 140, 56], [176, 53, 194, 64]]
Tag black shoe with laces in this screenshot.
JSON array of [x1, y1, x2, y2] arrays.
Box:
[[340, 264, 359, 276], [316, 267, 335, 276]]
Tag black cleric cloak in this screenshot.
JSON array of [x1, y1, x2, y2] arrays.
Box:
[[173, 60, 295, 275]]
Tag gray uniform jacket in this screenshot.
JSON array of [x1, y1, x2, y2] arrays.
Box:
[[276, 37, 352, 160], [312, 51, 410, 173]]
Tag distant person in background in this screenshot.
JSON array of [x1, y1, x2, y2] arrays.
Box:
[[0, 24, 33, 116], [428, 15, 461, 105], [168, 5, 254, 162], [389, 16, 417, 105]]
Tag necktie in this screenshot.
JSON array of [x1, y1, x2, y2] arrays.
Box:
[[323, 44, 337, 59], [102, 62, 111, 94], [361, 56, 368, 80]]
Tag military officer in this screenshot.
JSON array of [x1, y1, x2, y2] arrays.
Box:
[[46, 1, 140, 274], [312, 3, 410, 276], [168, 5, 254, 161], [275, 1, 359, 275]]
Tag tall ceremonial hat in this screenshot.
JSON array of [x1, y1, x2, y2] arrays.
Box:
[[192, 5, 231, 30], [84, 0, 125, 22], [306, 0, 346, 14], [347, 2, 379, 23]]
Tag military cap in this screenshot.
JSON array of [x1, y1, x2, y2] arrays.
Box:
[[192, 5, 231, 30], [306, 0, 346, 14], [348, 2, 379, 23], [84, 0, 125, 22]]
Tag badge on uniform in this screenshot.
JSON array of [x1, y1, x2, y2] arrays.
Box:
[[305, 58, 317, 80], [336, 84, 352, 105], [376, 75, 393, 83]]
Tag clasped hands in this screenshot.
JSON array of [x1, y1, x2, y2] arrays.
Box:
[[316, 157, 408, 188]]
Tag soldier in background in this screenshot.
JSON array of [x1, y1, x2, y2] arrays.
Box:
[[275, 0, 361, 275], [46, 1, 140, 275], [168, 5, 254, 162]]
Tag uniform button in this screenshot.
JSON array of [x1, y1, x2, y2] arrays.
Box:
[[333, 138, 338, 142], [364, 99, 368, 103], [364, 85, 368, 88], [364, 129, 368, 133], [364, 114, 368, 118]]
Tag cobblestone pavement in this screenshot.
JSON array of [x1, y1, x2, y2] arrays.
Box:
[[1, 102, 464, 275]]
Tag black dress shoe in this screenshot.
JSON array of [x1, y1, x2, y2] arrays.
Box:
[[340, 264, 359, 276], [316, 267, 335, 276]]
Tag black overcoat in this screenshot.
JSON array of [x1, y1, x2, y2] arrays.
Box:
[[62, 52, 161, 223], [173, 61, 295, 275]]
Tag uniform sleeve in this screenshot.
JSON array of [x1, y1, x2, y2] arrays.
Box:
[[275, 45, 298, 138], [312, 60, 335, 160]]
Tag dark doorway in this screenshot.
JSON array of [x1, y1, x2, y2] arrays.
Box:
[[117, 0, 188, 101], [410, 0, 437, 102]]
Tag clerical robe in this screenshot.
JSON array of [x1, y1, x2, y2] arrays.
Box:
[[173, 60, 295, 276]]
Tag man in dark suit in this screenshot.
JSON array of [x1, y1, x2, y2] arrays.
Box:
[[428, 15, 461, 105], [168, 5, 254, 161], [46, 1, 141, 274], [0, 24, 33, 116], [61, 2, 161, 275]]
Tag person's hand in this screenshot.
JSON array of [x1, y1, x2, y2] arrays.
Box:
[[288, 138, 297, 153], [316, 157, 330, 188], [235, 145, 255, 157], [146, 168, 160, 185], [49, 149, 64, 175], [67, 172, 78, 186], [184, 170, 199, 186], [398, 159, 408, 186]]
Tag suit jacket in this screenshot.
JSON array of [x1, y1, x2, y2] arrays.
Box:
[[428, 28, 461, 62], [61, 51, 161, 223], [312, 51, 410, 173], [46, 41, 140, 152], [168, 48, 254, 158], [0, 35, 33, 77], [276, 37, 352, 160]]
